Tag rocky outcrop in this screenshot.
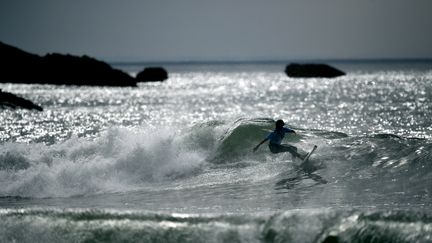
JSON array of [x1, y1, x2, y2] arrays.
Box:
[[0, 41, 137, 86], [285, 63, 345, 78], [0, 89, 43, 111], [136, 67, 168, 82]]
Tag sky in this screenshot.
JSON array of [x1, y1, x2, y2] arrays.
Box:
[[1, 0, 431, 62]]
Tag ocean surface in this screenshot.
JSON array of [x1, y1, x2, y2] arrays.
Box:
[[0, 61, 431, 242]]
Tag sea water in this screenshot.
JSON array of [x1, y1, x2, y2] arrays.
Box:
[[0, 61, 431, 242]]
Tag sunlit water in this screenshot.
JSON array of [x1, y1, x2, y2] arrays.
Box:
[[1, 62, 432, 242]]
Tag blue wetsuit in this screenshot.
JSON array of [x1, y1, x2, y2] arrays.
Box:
[[266, 127, 294, 145], [267, 127, 301, 157]]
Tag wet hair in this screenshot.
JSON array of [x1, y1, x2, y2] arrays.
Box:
[[275, 119, 285, 128]]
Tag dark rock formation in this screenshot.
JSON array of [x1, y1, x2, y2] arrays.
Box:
[[136, 67, 168, 82], [285, 63, 345, 78], [0, 41, 137, 86], [0, 89, 43, 111]]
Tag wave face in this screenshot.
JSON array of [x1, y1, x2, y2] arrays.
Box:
[[1, 208, 431, 243]]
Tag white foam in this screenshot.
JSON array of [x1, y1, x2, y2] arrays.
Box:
[[0, 127, 206, 198]]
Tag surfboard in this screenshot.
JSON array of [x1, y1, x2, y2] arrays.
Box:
[[302, 145, 317, 163], [275, 145, 326, 190]]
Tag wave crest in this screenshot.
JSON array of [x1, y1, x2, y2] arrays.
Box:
[[0, 127, 206, 198]]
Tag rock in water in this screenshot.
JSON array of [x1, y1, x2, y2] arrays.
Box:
[[0, 41, 137, 86], [0, 89, 43, 111], [285, 63, 345, 78], [136, 67, 168, 82]]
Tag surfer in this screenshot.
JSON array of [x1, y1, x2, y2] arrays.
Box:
[[253, 119, 304, 159]]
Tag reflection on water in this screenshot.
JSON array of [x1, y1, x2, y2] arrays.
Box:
[[1, 67, 431, 144]]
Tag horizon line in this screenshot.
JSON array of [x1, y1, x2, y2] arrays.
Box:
[[108, 58, 432, 66]]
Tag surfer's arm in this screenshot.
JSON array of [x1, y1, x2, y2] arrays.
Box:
[[284, 127, 296, 134], [253, 138, 268, 152]]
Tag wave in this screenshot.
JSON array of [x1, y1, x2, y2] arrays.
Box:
[[0, 208, 431, 243], [0, 127, 207, 197], [0, 118, 431, 198]]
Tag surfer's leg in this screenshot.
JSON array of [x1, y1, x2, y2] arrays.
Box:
[[269, 144, 304, 159], [269, 143, 286, 153], [282, 144, 304, 159]]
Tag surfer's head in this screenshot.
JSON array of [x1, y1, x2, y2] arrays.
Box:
[[275, 119, 285, 129]]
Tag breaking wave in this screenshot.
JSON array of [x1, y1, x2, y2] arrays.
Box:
[[0, 118, 431, 198]]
